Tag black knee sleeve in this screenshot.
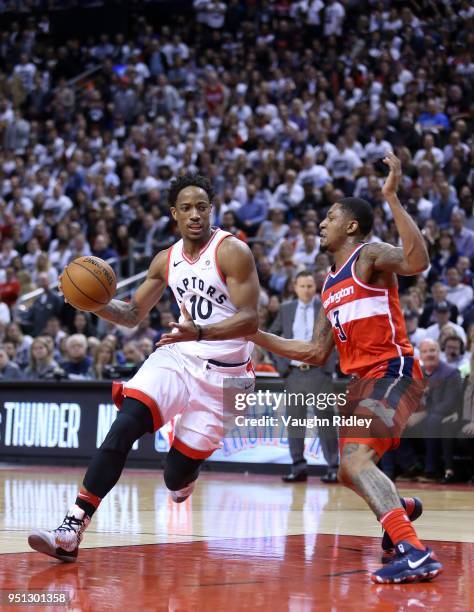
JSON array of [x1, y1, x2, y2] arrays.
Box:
[[164, 447, 204, 491], [83, 398, 153, 497]]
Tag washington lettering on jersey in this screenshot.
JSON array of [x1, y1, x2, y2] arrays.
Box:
[[321, 243, 413, 376], [167, 228, 252, 362], [323, 285, 354, 309]]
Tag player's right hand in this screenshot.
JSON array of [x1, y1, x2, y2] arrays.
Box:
[[156, 303, 199, 346]]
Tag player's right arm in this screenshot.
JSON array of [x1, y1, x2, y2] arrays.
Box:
[[93, 250, 169, 328], [251, 307, 335, 366]]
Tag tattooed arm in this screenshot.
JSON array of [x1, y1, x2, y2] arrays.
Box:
[[94, 249, 168, 328], [251, 306, 335, 366], [364, 153, 429, 276]]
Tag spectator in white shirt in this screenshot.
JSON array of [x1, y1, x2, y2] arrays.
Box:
[[445, 267, 474, 313], [302, 0, 324, 27], [22, 238, 42, 273], [364, 128, 393, 163], [0, 239, 19, 269], [443, 130, 469, 165], [323, 0, 345, 36], [424, 301, 467, 344], [293, 232, 320, 269], [43, 184, 73, 223], [196, 0, 227, 29], [13, 53, 37, 92], [230, 94, 253, 123], [312, 132, 337, 161], [272, 170, 304, 210], [297, 152, 331, 188], [411, 184, 434, 223], [162, 35, 189, 66], [413, 133, 444, 167], [0, 294, 10, 325], [326, 136, 363, 183], [404, 311, 427, 357]]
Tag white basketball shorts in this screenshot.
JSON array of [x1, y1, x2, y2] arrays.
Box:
[[113, 344, 255, 459]]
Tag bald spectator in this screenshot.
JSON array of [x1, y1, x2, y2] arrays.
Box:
[[417, 339, 463, 483]]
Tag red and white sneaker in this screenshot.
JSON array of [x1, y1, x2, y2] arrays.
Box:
[[28, 508, 90, 563]]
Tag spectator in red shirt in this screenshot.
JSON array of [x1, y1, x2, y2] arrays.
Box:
[[0, 267, 20, 307]]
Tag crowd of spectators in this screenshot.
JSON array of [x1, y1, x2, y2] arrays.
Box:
[[0, 1, 472, 480]]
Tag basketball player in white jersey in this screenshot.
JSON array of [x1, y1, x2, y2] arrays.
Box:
[[28, 174, 260, 562]]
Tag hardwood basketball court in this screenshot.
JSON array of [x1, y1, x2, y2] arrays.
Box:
[[0, 465, 473, 611]]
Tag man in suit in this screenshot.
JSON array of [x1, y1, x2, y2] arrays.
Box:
[[26, 273, 63, 337], [269, 270, 339, 483]]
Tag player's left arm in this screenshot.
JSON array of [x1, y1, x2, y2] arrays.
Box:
[[157, 237, 259, 345], [365, 153, 430, 276]]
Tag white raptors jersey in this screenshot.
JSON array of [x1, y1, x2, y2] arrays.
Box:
[[167, 228, 253, 362]]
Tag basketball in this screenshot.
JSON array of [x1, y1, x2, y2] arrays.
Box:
[[61, 256, 117, 312]]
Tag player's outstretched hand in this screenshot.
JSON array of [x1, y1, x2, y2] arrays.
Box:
[[381, 152, 402, 199], [156, 303, 199, 346]]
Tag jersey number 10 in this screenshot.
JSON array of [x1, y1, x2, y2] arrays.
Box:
[[189, 295, 213, 320]]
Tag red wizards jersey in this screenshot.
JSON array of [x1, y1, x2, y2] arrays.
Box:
[[321, 243, 414, 377]]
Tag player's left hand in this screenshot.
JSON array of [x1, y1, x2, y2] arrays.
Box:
[[155, 303, 199, 346], [381, 152, 402, 199]]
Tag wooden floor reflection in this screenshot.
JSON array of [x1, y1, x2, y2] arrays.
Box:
[[0, 466, 473, 611]]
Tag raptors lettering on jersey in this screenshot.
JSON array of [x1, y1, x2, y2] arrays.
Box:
[[167, 228, 252, 362], [321, 243, 413, 376]]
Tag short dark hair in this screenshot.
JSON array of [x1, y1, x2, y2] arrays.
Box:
[[168, 173, 214, 207], [295, 270, 315, 281], [338, 197, 374, 237]]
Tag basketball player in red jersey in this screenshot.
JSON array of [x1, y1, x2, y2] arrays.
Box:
[[28, 174, 260, 562], [251, 153, 443, 583]]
